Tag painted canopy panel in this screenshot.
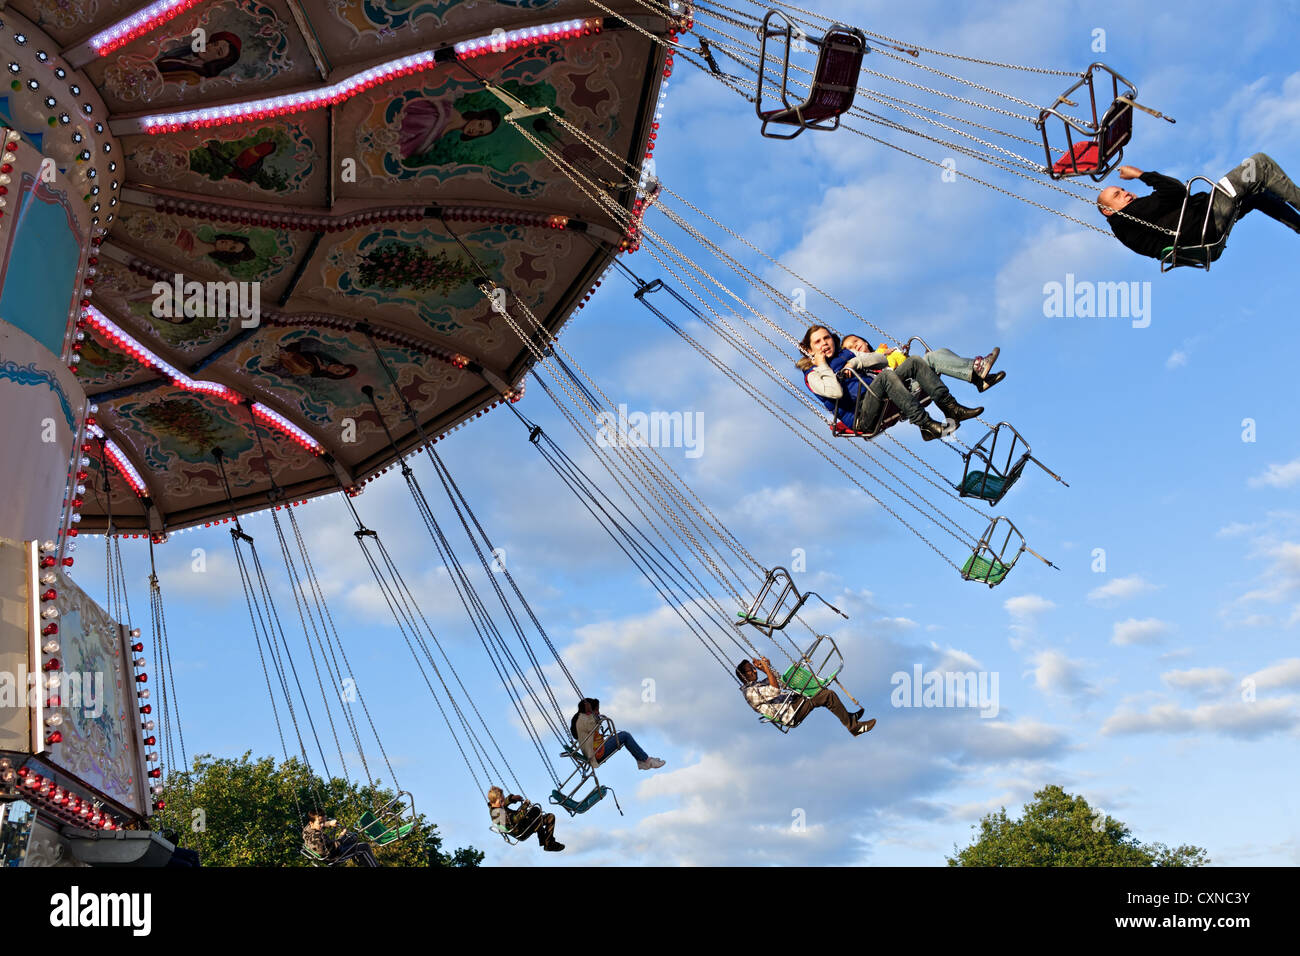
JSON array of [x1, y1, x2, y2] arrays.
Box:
[[10, 0, 673, 532]]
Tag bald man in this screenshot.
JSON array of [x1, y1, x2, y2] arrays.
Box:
[[1097, 154, 1300, 262]]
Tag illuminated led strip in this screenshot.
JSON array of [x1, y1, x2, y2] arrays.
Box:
[[134, 18, 601, 134], [83, 307, 323, 454], [454, 18, 593, 58], [251, 403, 318, 452], [84, 307, 228, 395], [90, 0, 204, 57], [84, 423, 148, 496]]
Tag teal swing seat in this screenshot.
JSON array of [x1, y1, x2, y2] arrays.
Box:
[[956, 423, 1066, 507], [549, 716, 623, 818], [959, 470, 1014, 502], [550, 786, 612, 816]]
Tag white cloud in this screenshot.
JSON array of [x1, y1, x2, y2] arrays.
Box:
[[1166, 350, 1188, 369], [992, 226, 1124, 333], [1004, 594, 1056, 618], [1088, 575, 1156, 603], [1161, 667, 1234, 697], [1238, 72, 1300, 146], [1111, 618, 1171, 646], [1217, 521, 1262, 538], [1245, 658, 1300, 691], [1249, 459, 1300, 490], [1027, 649, 1096, 699], [1102, 697, 1300, 739]]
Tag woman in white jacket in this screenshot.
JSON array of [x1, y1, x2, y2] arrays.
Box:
[[571, 698, 665, 771]]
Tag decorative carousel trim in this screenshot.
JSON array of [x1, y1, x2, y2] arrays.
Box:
[[146, 195, 573, 234], [68, 0, 205, 64], [85, 423, 147, 496], [121, 18, 602, 135], [80, 307, 323, 454]]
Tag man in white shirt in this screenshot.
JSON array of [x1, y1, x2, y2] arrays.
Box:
[[736, 657, 875, 736]]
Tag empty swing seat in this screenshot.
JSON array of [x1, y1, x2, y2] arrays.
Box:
[[961, 516, 1028, 587], [735, 567, 846, 636], [757, 13, 868, 139], [1038, 64, 1140, 182], [955, 422, 1065, 507], [551, 786, 610, 816], [759, 30, 866, 127]]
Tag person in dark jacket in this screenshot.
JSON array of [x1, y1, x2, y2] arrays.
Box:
[[1098, 155, 1300, 261], [302, 811, 379, 866], [796, 325, 981, 441]]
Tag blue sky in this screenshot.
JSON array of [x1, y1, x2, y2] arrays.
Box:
[[75, 0, 1300, 866]]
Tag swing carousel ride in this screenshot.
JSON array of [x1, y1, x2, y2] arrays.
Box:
[[2, 0, 1189, 866]]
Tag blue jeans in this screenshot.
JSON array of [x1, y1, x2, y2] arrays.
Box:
[[923, 348, 976, 383], [599, 730, 648, 763]]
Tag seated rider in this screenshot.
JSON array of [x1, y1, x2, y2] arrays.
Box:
[[302, 810, 378, 867], [487, 786, 564, 852], [797, 325, 982, 440], [737, 656, 876, 736], [1098, 155, 1300, 261], [840, 334, 1004, 394], [571, 698, 665, 771]]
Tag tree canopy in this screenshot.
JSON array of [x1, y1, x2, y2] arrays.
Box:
[[152, 752, 483, 867], [947, 785, 1209, 867]]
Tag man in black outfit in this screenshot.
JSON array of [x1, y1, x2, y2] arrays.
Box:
[[1097, 154, 1300, 261]]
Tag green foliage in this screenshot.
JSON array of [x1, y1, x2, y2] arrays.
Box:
[[947, 784, 1209, 867], [153, 752, 483, 868]]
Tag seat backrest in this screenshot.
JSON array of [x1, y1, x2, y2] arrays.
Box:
[[782, 663, 833, 697], [1097, 99, 1133, 161], [811, 30, 866, 106], [356, 811, 388, 842]]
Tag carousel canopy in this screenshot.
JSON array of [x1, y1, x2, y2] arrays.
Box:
[[2, 0, 675, 534]]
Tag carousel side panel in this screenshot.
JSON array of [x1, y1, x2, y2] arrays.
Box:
[[46, 573, 148, 817], [0, 323, 87, 545], [0, 538, 31, 752]]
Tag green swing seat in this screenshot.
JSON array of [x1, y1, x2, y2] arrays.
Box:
[[781, 662, 834, 697], [961, 553, 1011, 586], [356, 810, 415, 847], [301, 845, 328, 863], [1160, 242, 1225, 270]]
